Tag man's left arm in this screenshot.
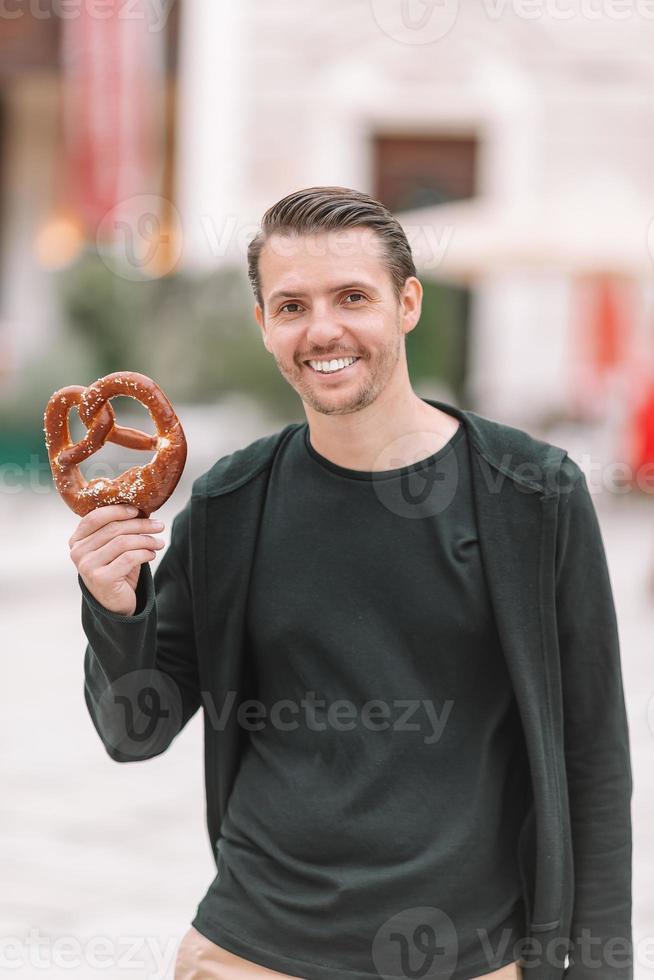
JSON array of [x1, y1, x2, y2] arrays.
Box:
[[555, 461, 634, 979]]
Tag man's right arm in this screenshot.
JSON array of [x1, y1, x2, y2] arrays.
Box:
[[73, 501, 202, 762]]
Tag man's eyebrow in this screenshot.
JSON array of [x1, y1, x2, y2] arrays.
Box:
[[267, 281, 378, 305]]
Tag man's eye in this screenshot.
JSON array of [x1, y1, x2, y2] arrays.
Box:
[[279, 294, 364, 314]]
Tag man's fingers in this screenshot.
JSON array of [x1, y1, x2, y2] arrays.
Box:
[[70, 518, 165, 560], [78, 535, 164, 578], [102, 549, 158, 580], [68, 504, 139, 547], [93, 534, 165, 569]]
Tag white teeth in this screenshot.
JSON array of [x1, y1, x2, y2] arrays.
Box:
[[308, 356, 358, 373]]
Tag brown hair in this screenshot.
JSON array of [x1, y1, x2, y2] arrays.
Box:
[[247, 185, 416, 310]]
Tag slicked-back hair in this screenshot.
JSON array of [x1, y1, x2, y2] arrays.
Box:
[[247, 185, 417, 311]]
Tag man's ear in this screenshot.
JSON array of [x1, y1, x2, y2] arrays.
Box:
[[255, 303, 270, 352], [400, 276, 423, 336]]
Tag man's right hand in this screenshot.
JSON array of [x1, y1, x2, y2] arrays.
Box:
[[69, 505, 166, 616]]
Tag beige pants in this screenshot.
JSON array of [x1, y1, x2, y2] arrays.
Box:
[[173, 925, 524, 979]]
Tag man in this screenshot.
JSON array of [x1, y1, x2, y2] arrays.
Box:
[[72, 187, 633, 980]]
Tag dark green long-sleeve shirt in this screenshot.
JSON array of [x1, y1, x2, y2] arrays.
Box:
[[80, 397, 633, 980], [187, 420, 528, 978]]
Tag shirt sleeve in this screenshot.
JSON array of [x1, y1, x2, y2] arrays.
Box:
[[555, 463, 634, 979], [80, 497, 201, 762]]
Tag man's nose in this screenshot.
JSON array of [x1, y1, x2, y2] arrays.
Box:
[[305, 308, 345, 345]]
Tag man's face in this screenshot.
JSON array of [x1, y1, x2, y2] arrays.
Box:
[[254, 227, 421, 416]]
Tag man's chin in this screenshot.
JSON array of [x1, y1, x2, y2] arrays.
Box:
[[277, 359, 379, 414], [298, 381, 377, 416]]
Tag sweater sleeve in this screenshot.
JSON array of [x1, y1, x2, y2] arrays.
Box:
[[80, 498, 201, 762], [555, 465, 633, 979]]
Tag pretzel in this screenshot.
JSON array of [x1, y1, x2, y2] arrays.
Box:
[[43, 372, 187, 517]]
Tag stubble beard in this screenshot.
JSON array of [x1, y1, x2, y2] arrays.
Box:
[[275, 318, 404, 417]]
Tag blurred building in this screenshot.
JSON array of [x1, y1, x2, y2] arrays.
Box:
[[4, 0, 654, 448], [175, 1, 654, 440], [0, 14, 61, 378], [0, 2, 179, 381]]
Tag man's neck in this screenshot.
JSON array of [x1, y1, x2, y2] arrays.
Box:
[[304, 385, 461, 473]]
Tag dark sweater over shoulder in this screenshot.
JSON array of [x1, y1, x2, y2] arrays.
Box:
[[80, 495, 200, 765], [79, 397, 634, 980]]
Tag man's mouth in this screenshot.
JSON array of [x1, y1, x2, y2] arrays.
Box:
[[303, 356, 360, 375]]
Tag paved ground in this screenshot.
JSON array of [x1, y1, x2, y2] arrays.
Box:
[[2, 406, 653, 979]]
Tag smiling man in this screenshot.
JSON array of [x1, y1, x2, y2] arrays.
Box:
[[251, 210, 461, 468], [76, 187, 633, 980]]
